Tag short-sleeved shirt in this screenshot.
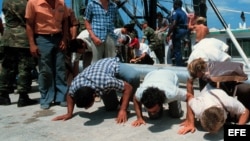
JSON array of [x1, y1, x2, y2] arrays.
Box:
[[142, 26, 163, 48], [68, 8, 79, 27], [189, 84, 246, 119], [172, 7, 188, 33], [76, 30, 92, 52], [134, 43, 151, 57], [84, 0, 117, 41], [69, 57, 124, 96], [114, 28, 127, 44], [157, 17, 169, 30], [187, 38, 231, 64], [135, 70, 186, 103], [25, 0, 68, 34], [142, 26, 155, 44], [172, 8, 188, 37]]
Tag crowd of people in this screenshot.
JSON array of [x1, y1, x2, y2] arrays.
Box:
[[0, 0, 249, 136]]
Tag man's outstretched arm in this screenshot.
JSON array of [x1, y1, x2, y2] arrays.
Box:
[[116, 81, 133, 124], [131, 96, 146, 127], [52, 94, 75, 121], [178, 93, 196, 134]]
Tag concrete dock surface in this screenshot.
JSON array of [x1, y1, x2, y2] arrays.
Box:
[[1, 82, 248, 141]]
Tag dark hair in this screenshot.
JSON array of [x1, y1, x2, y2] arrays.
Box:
[[73, 86, 95, 108], [157, 12, 163, 17], [69, 39, 84, 52], [141, 87, 166, 109], [174, 0, 183, 7], [123, 35, 130, 45], [124, 23, 135, 33]]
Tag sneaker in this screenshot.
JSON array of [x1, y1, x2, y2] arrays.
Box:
[[40, 104, 50, 110], [17, 98, 37, 107], [0, 96, 11, 105], [59, 101, 67, 107], [53, 101, 67, 107]]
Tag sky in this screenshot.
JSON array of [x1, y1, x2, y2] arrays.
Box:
[[0, 0, 250, 30], [116, 0, 250, 30], [201, 0, 250, 29]]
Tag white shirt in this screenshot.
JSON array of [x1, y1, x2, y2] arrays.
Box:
[[189, 84, 246, 119], [134, 43, 151, 57], [187, 38, 231, 64], [135, 70, 186, 103], [77, 30, 92, 52], [72, 30, 93, 62], [1, 12, 5, 24], [114, 28, 128, 45]]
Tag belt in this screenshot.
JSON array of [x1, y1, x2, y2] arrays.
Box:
[[35, 32, 62, 37], [176, 25, 187, 29]]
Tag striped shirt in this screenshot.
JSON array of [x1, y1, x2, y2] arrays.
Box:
[[84, 0, 117, 41], [69, 57, 124, 96]]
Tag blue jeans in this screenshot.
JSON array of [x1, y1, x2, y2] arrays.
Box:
[[173, 29, 187, 66], [35, 34, 68, 107]]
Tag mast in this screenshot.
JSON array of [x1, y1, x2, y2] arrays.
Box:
[[192, 0, 207, 25], [142, 0, 157, 29], [148, 0, 157, 29], [207, 0, 250, 68]]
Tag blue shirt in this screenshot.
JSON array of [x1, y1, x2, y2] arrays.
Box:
[[172, 7, 188, 29], [84, 0, 117, 41], [171, 7, 188, 39], [69, 57, 124, 96]]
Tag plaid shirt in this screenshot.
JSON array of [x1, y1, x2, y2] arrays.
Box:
[[69, 57, 124, 96], [84, 0, 117, 41]]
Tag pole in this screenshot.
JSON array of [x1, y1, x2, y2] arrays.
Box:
[[208, 0, 250, 68]]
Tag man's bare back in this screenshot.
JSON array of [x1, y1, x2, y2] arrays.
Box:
[[193, 24, 209, 43], [188, 15, 209, 43]]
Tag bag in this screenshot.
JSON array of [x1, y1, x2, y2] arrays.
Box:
[[204, 61, 248, 83]]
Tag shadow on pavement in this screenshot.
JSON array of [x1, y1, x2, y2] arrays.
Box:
[[77, 107, 136, 126]]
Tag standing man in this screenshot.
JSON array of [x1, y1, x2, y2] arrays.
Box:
[[155, 12, 169, 35], [25, 0, 69, 109], [67, 7, 79, 41], [188, 16, 209, 44], [84, 0, 118, 63], [141, 20, 164, 64], [166, 0, 188, 66], [0, 0, 37, 107]]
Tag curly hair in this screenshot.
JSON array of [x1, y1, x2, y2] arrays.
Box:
[[74, 86, 95, 108], [200, 106, 225, 133], [140, 87, 166, 109], [187, 58, 207, 78]]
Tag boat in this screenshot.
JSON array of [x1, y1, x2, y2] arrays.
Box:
[[71, 0, 250, 83]]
